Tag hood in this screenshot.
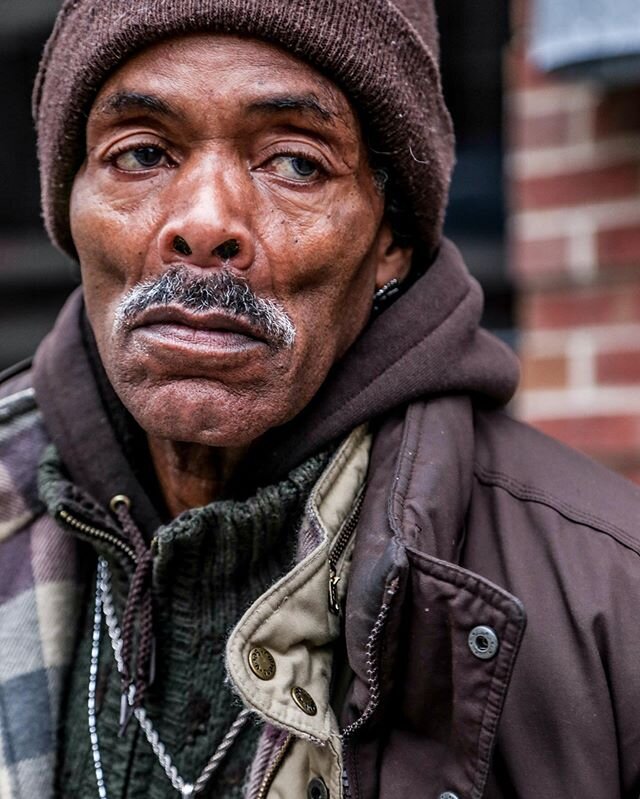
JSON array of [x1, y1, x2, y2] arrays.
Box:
[[33, 238, 519, 517], [252, 238, 519, 480]]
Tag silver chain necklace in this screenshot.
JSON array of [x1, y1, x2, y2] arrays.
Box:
[[89, 557, 251, 798]]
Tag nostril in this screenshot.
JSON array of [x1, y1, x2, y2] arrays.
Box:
[[173, 235, 192, 256], [170, 235, 241, 261], [213, 239, 240, 260]]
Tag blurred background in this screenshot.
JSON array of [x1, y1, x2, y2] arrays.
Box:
[[1, 0, 640, 479]]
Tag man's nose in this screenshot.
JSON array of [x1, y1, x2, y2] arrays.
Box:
[[157, 166, 254, 271]]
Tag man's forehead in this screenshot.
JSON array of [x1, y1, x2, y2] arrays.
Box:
[[89, 33, 356, 130]]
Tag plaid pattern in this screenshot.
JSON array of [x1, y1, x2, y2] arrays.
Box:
[[0, 385, 82, 799]]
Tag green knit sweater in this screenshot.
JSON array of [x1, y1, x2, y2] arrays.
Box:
[[40, 449, 328, 799]]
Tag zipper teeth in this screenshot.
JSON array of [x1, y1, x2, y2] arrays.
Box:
[[57, 508, 137, 563], [328, 488, 366, 615], [329, 489, 365, 571], [342, 579, 398, 739], [342, 767, 352, 799], [255, 733, 293, 799]]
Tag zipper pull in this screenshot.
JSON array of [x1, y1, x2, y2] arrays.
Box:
[[329, 566, 341, 615]]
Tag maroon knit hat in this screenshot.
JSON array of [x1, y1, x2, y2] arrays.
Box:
[[34, 0, 454, 260]]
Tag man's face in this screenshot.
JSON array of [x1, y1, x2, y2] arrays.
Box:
[[71, 34, 399, 447]]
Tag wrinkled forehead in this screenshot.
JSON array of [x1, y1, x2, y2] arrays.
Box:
[[87, 33, 364, 147]]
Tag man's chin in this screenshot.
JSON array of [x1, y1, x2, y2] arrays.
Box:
[[116, 379, 289, 448]]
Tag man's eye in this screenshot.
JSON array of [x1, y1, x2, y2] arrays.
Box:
[[112, 145, 168, 171], [268, 155, 322, 182]]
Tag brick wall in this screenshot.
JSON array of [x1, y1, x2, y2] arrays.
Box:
[[509, 1, 640, 480]]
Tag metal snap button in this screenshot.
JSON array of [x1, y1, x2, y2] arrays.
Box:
[[308, 776, 329, 799], [248, 647, 277, 680], [438, 793, 460, 799], [291, 686, 318, 716], [468, 625, 499, 660]]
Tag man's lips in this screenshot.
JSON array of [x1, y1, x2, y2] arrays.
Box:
[[128, 306, 268, 346]]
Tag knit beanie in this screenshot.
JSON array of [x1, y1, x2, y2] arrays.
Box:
[[34, 0, 454, 260]]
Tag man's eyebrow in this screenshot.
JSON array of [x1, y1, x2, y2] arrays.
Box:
[[96, 91, 178, 119], [247, 95, 337, 123]]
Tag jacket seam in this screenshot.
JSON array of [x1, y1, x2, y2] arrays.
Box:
[[390, 404, 423, 537], [474, 463, 640, 556]]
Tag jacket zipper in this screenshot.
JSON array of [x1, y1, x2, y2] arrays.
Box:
[[57, 507, 138, 563], [341, 577, 399, 740], [254, 733, 293, 799], [342, 766, 353, 799], [328, 489, 365, 615]]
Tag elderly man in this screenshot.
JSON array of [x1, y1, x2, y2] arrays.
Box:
[[2, 1, 640, 798]]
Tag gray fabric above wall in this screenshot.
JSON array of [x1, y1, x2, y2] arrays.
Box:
[[530, 0, 640, 83]]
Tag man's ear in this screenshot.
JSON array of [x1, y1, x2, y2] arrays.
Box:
[[373, 220, 414, 289]]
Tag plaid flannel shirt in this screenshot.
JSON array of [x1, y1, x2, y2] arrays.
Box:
[[0, 382, 82, 799]]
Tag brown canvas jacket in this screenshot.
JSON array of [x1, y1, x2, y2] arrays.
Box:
[[342, 395, 640, 798]]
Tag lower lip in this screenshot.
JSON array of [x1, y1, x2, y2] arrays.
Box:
[[133, 323, 266, 352]]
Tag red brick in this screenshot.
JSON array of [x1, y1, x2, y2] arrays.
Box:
[[597, 349, 640, 385], [597, 225, 640, 269], [511, 111, 572, 150], [512, 236, 568, 282], [520, 354, 568, 390], [594, 87, 640, 138], [514, 163, 640, 211], [521, 285, 640, 329], [532, 415, 640, 459]]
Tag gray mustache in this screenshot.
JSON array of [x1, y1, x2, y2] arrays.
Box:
[[115, 267, 296, 349]]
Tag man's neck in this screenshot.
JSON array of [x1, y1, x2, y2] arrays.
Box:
[[147, 435, 250, 517]]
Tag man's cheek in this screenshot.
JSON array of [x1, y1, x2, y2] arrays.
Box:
[[71, 177, 157, 260], [80, 259, 125, 338]]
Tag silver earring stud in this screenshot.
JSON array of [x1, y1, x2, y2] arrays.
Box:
[[372, 278, 401, 314]]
